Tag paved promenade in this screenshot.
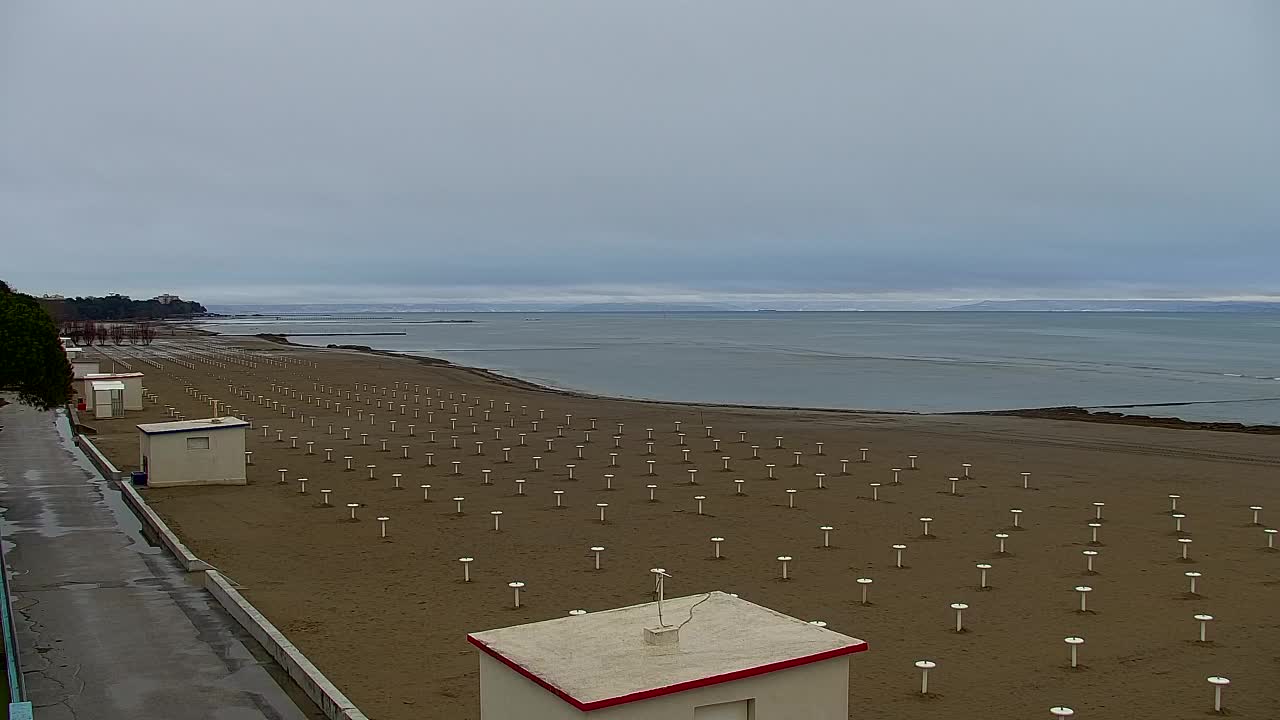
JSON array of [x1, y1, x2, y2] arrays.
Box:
[[0, 400, 315, 720]]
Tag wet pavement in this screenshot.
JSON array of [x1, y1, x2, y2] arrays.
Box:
[[0, 400, 315, 720]]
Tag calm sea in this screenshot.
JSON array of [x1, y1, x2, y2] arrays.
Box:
[[200, 312, 1280, 426]]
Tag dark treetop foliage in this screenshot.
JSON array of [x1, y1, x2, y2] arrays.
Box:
[[40, 294, 206, 322], [0, 280, 74, 410]]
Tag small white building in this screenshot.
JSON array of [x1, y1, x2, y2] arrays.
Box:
[[89, 380, 126, 419], [468, 591, 866, 720], [71, 359, 100, 380], [81, 372, 144, 412], [136, 417, 249, 487]]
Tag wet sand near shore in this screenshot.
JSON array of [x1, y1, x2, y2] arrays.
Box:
[[82, 337, 1280, 720]]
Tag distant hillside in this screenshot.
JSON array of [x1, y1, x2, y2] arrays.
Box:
[[946, 300, 1280, 313], [41, 293, 207, 321]]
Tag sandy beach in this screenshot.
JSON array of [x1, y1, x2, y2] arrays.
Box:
[[80, 335, 1280, 720]]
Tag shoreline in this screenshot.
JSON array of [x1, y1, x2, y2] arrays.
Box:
[[253, 335, 904, 415], [251, 334, 1280, 435], [962, 406, 1280, 435]]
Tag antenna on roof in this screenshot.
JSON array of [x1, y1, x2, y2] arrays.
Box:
[[650, 568, 671, 626], [644, 569, 680, 646]]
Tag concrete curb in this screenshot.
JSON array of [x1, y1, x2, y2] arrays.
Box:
[[204, 571, 370, 720], [114, 480, 212, 572], [74, 433, 123, 482]]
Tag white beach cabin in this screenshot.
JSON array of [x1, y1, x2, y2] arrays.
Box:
[[136, 417, 249, 487], [71, 359, 100, 380], [81, 372, 144, 412], [89, 380, 126, 419], [468, 591, 866, 720]]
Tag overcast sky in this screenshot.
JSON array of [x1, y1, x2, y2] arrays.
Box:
[[2, 2, 1277, 305]]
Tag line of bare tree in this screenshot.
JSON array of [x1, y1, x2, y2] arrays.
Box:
[[61, 321, 158, 346]]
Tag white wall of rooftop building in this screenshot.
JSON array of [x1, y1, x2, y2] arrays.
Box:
[[138, 425, 247, 487], [478, 652, 849, 720]]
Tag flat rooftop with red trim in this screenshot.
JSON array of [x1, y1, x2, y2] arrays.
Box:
[[468, 591, 867, 718]]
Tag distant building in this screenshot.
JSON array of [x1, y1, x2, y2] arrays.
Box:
[[153, 294, 179, 305], [41, 293, 65, 300], [89, 381, 127, 419], [80, 372, 145, 413], [71, 358, 100, 380]]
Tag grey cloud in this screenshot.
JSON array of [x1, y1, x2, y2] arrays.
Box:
[[2, 1, 1278, 303]]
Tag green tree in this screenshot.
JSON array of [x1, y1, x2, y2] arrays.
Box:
[[46, 294, 207, 321], [0, 280, 74, 410]]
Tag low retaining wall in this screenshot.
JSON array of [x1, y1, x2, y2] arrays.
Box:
[[205, 571, 369, 720], [74, 433, 123, 482], [115, 480, 211, 572]]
